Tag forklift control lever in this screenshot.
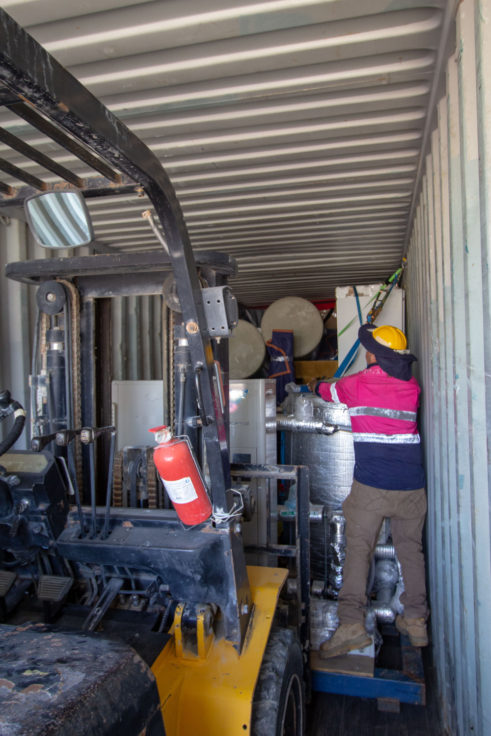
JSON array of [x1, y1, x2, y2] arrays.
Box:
[[31, 433, 58, 452], [55, 428, 83, 446], [80, 425, 116, 444]]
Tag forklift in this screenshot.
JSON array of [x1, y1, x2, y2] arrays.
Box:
[[0, 8, 309, 735]]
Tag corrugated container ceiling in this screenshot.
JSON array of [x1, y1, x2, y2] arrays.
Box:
[[0, 0, 455, 304]]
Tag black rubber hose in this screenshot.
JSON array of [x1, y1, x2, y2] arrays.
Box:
[[0, 391, 26, 457]]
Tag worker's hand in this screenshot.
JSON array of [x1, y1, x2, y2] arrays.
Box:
[[307, 379, 318, 393]]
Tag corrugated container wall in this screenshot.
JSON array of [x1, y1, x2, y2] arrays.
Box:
[[405, 2, 491, 735]]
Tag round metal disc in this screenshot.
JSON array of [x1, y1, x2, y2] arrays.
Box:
[[229, 319, 266, 379], [261, 297, 323, 357], [36, 281, 66, 315]]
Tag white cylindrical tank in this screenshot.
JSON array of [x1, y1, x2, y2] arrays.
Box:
[[229, 319, 266, 379], [260, 296, 323, 357]]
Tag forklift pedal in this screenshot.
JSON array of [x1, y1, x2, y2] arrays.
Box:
[[0, 570, 16, 597], [37, 575, 73, 603]]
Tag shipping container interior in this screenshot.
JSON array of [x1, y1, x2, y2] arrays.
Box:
[[0, 2, 489, 735]]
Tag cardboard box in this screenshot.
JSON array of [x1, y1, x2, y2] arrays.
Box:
[[294, 360, 338, 384]]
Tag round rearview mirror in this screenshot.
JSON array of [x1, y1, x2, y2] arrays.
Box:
[[25, 190, 94, 249]]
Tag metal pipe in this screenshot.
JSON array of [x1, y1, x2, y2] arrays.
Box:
[[374, 559, 399, 601], [274, 502, 324, 523], [266, 415, 338, 435], [141, 209, 169, 254], [328, 513, 346, 595], [370, 557, 402, 623], [330, 513, 345, 544], [371, 603, 397, 624], [374, 543, 396, 560]]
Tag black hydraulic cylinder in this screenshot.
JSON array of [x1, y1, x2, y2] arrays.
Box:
[[173, 325, 198, 452], [46, 328, 67, 435]]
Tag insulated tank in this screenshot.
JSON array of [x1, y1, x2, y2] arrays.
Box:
[[285, 392, 354, 579]]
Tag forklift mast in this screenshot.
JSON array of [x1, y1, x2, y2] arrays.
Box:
[[0, 6, 252, 649], [0, 7, 230, 509]]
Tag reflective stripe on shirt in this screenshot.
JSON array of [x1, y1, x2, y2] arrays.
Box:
[[352, 432, 421, 444], [330, 382, 341, 403], [349, 406, 417, 421]]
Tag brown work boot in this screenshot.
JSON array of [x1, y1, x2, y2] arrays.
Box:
[[395, 615, 428, 647], [319, 623, 371, 659]]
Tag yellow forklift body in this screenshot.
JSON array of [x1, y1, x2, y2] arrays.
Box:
[[152, 566, 288, 736]]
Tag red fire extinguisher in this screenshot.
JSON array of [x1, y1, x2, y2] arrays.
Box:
[[150, 426, 212, 525]]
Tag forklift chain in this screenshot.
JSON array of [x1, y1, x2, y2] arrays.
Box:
[[39, 311, 49, 372], [147, 454, 158, 509], [112, 450, 157, 509], [59, 280, 83, 499], [112, 450, 124, 507]]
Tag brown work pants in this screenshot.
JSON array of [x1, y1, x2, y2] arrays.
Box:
[[338, 479, 428, 624]]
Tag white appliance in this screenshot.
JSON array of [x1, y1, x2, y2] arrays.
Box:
[[111, 380, 165, 451], [229, 379, 277, 551]]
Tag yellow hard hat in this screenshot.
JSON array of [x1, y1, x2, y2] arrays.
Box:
[[372, 325, 407, 351]]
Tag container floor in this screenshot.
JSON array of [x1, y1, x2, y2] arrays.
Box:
[[307, 646, 444, 736]]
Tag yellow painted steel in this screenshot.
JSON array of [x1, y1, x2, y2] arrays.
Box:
[[151, 566, 288, 736]]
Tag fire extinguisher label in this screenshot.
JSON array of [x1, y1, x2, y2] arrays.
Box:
[[162, 476, 198, 504]]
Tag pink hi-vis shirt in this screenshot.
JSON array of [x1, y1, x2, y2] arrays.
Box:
[[316, 364, 425, 490]]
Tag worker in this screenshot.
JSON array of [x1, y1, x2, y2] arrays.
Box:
[[309, 323, 428, 657]]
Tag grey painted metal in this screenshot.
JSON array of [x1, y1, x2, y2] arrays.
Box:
[[0, 0, 452, 305], [406, 2, 491, 735]]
